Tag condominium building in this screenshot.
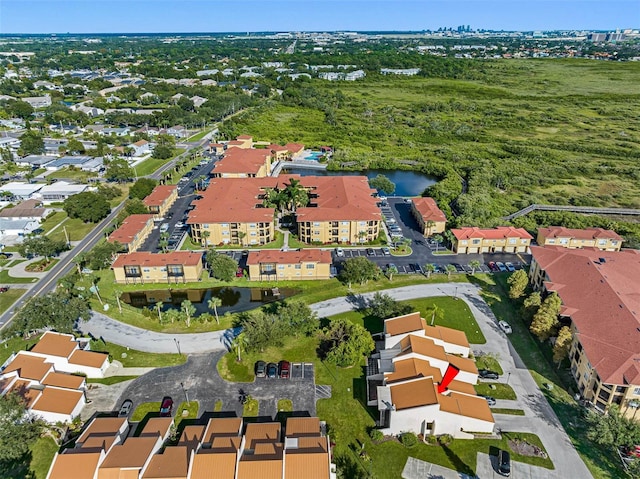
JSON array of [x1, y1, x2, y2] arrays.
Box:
[[111, 251, 204, 284], [529, 246, 640, 418], [247, 250, 332, 281], [451, 226, 532, 254], [366, 313, 493, 438], [536, 226, 623, 251], [143, 185, 178, 220], [108, 214, 155, 252], [211, 147, 272, 178], [410, 197, 446, 236]]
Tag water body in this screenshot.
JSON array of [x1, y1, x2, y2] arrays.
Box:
[[121, 287, 299, 317], [282, 168, 437, 197]]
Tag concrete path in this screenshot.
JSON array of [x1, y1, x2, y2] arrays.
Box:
[[104, 360, 156, 377], [402, 456, 476, 479]]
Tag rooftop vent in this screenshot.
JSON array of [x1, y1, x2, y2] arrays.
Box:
[[599, 258, 606, 263]]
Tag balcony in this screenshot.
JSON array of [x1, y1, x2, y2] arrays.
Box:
[[167, 265, 184, 277], [124, 267, 142, 278]]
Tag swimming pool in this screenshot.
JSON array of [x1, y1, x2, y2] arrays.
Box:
[[304, 151, 324, 161]]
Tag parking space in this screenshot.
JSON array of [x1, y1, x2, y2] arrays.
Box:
[[476, 452, 560, 479]]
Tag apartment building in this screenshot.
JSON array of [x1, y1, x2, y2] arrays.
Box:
[[410, 197, 447, 236], [211, 147, 273, 178], [529, 246, 640, 418], [536, 226, 623, 251], [108, 214, 155, 252], [366, 313, 493, 438], [112, 251, 204, 284], [451, 226, 532, 254], [47, 415, 335, 479], [295, 176, 381, 244], [143, 185, 178, 220], [247, 249, 332, 281]]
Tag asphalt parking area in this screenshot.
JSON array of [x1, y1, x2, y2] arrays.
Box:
[[116, 353, 320, 420], [475, 452, 560, 479]]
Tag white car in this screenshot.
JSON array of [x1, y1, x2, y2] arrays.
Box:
[[498, 320, 513, 334], [335, 247, 344, 257]]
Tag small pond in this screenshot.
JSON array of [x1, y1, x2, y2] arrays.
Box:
[[121, 286, 300, 316], [282, 168, 438, 197]]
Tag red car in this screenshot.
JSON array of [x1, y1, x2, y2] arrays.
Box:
[[159, 397, 173, 417], [488, 262, 498, 272], [236, 267, 244, 277], [278, 360, 290, 379]]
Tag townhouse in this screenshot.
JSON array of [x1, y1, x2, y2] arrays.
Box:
[[410, 197, 447, 236], [0, 331, 109, 423], [451, 226, 532, 254], [47, 415, 335, 479], [143, 185, 178, 220], [112, 251, 204, 284], [366, 313, 494, 438], [536, 226, 623, 251], [247, 249, 332, 281], [529, 246, 640, 418], [108, 214, 155, 252]]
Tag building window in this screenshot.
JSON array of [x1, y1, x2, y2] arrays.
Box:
[[461, 240, 468, 245], [472, 239, 480, 245], [508, 238, 517, 244], [314, 222, 320, 226], [250, 223, 256, 228], [278, 265, 285, 269], [306, 264, 315, 269], [342, 222, 349, 226], [295, 265, 301, 269], [547, 239, 555, 244], [634, 387, 640, 396], [598, 239, 606, 245], [559, 238, 568, 244]]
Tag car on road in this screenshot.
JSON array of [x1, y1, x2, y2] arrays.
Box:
[[366, 248, 375, 256], [478, 369, 500, 380], [335, 247, 344, 257], [278, 360, 290, 379], [505, 262, 515, 272], [255, 360, 266, 378], [118, 399, 133, 417], [497, 449, 511, 476], [160, 396, 173, 417], [496, 262, 507, 272], [498, 320, 513, 334], [160, 223, 170, 233], [479, 395, 497, 406], [488, 261, 498, 272], [267, 363, 278, 378], [381, 247, 390, 256]]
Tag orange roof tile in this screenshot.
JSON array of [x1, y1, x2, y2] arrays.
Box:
[[8, 379, 41, 407], [247, 249, 332, 266], [100, 436, 159, 470], [178, 425, 205, 447], [412, 197, 446, 223], [423, 325, 470, 349], [237, 451, 283, 479], [243, 423, 281, 450], [385, 312, 425, 336], [213, 148, 270, 175], [285, 450, 329, 479], [3, 353, 52, 381], [142, 446, 188, 479], [451, 226, 533, 241], [69, 349, 108, 368], [385, 358, 443, 384], [538, 226, 623, 242], [202, 417, 242, 443], [31, 331, 77, 358], [284, 417, 321, 438], [390, 377, 438, 410], [236, 135, 253, 140], [78, 417, 128, 446], [531, 246, 640, 385], [398, 335, 447, 362], [108, 214, 154, 245], [144, 185, 177, 208], [140, 417, 173, 438], [438, 392, 495, 423], [32, 387, 84, 415], [447, 354, 478, 374], [112, 251, 203, 269], [284, 143, 304, 154], [447, 380, 478, 396], [210, 436, 242, 452], [190, 451, 237, 479], [42, 371, 85, 390], [47, 451, 103, 479]]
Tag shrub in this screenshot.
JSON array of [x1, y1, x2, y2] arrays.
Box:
[[437, 434, 453, 446], [426, 435, 437, 445], [369, 429, 384, 442], [400, 432, 418, 448]]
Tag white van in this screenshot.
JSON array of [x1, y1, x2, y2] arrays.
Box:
[[160, 223, 170, 233]]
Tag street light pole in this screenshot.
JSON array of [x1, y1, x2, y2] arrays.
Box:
[[180, 382, 189, 403], [174, 338, 181, 355], [506, 372, 511, 385]]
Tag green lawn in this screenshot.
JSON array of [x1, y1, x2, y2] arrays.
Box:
[[473, 274, 627, 479], [188, 129, 211, 141], [175, 401, 199, 426], [277, 399, 293, 413], [87, 375, 138, 385], [131, 401, 161, 422], [474, 354, 504, 375], [0, 269, 38, 283], [135, 157, 169, 176], [243, 397, 259, 417], [41, 211, 68, 234], [0, 288, 27, 315], [47, 217, 97, 242], [29, 436, 59, 479], [46, 168, 98, 182], [491, 408, 526, 416], [89, 340, 186, 368], [475, 383, 517, 400]]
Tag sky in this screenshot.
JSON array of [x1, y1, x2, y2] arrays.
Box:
[[0, 0, 638, 34]]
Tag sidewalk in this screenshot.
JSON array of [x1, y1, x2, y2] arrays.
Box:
[[104, 360, 156, 377]]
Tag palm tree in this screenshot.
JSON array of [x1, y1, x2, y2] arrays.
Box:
[[469, 260, 481, 275], [114, 289, 123, 314], [424, 263, 436, 278], [387, 264, 398, 281], [208, 297, 222, 324], [433, 234, 444, 253], [201, 230, 210, 247], [284, 178, 308, 212], [237, 231, 246, 246], [159, 232, 169, 253], [181, 299, 195, 327], [425, 220, 436, 236], [357, 231, 367, 244], [156, 301, 163, 323], [445, 264, 456, 280], [231, 332, 247, 362], [262, 187, 287, 212]]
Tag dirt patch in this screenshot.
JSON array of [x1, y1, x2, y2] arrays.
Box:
[[508, 438, 548, 458]]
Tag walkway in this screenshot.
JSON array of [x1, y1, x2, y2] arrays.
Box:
[[503, 203, 640, 221]]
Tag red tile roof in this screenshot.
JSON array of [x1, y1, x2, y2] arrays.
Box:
[[108, 214, 154, 245], [412, 197, 446, 223], [268, 144, 288, 152], [213, 148, 271, 175], [112, 251, 203, 268], [531, 246, 640, 384], [284, 143, 304, 154], [295, 176, 380, 222], [538, 226, 623, 241], [143, 185, 177, 208], [247, 249, 332, 265], [451, 226, 532, 241], [236, 135, 253, 140]]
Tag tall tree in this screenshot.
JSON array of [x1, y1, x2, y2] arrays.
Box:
[[586, 404, 640, 449], [63, 191, 110, 223], [283, 178, 309, 212], [207, 297, 222, 324], [424, 263, 436, 278], [369, 174, 395, 195], [0, 393, 43, 465], [206, 250, 238, 282], [469, 259, 481, 275], [553, 326, 573, 365], [444, 264, 456, 279], [340, 257, 379, 288], [181, 299, 195, 327], [17, 236, 68, 260], [17, 130, 44, 156], [367, 292, 413, 320], [530, 292, 562, 341], [276, 300, 319, 337], [522, 291, 542, 322], [386, 264, 398, 281], [129, 178, 157, 200], [105, 157, 134, 183], [321, 319, 375, 367], [432, 233, 443, 253], [507, 269, 528, 299]]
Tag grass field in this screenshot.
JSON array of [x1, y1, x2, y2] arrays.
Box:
[[48, 217, 97, 242], [135, 157, 169, 176], [0, 269, 38, 283], [29, 436, 59, 479], [89, 340, 186, 368], [475, 383, 517, 400], [0, 288, 26, 315], [46, 168, 98, 182]]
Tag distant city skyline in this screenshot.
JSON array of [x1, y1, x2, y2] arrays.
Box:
[[0, 1, 638, 35]]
